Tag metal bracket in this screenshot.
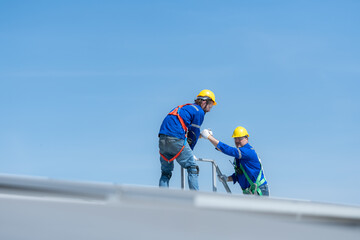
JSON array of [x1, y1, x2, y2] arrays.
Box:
[[180, 157, 231, 193]]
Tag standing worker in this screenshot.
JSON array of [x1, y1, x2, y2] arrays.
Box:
[[158, 90, 217, 190], [201, 126, 269, 196]]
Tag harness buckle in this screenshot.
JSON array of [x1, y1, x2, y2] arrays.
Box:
[[243, 183, 259, 195]]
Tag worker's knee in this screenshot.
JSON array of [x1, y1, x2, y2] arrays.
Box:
[[187, 165, 199, 175], [161, 171, 172, 180]]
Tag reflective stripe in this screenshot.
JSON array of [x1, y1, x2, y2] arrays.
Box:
[[191, 105, 199, 111], [237, 148, 242, 159], [191, 124, 201, 129]]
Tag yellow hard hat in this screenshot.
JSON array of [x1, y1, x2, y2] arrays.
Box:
[[232, 126, 249, 138], [197, 89, 217, 105]]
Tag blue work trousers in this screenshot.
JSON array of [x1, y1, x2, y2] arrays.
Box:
[[158, 135, 199, 190], [259, 184, 270, 196]]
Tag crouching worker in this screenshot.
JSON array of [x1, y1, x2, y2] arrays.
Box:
[[201, 126, 269, 196]]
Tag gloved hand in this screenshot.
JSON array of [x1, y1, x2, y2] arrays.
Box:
[[200, 129, 213, 139], [217, 174, 228, 183]]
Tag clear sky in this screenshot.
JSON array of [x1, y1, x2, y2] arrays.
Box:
[[1, 0, 360, 206]]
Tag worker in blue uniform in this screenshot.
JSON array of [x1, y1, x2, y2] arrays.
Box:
[[158, 90, 217, 190], [201, 126, 269, 196]]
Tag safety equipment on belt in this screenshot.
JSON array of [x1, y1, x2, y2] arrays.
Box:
[[230, 159, 265, 196], [232, 126, 249, 138], [187, 165, 199, 174], [200, 129, 213, 139], [187, 137, 193, 146], [196, 89, 217, 105], [159, 104, 192, 163]]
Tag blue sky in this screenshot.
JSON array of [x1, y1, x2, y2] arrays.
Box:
[[1, 1, 360, 206]]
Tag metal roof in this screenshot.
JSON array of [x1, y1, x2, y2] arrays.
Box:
[[1, 174, 359, 240]]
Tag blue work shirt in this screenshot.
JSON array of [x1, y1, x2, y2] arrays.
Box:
[[159, 103, 204, 150], [216, 142, 267, 190]]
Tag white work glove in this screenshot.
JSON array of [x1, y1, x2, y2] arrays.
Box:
[[200, 129, 213, 139]]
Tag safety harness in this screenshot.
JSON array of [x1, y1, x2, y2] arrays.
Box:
[[159, 104, 192, 163], [231, 159, 266, 196]]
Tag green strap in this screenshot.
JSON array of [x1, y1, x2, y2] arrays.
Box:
[[237, 161, 264, 196]]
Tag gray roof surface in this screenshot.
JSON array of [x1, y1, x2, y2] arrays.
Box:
[[0, 174, 359, 240]]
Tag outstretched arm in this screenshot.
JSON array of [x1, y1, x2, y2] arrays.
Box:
[[201, 129, 220, 149], [201, 129, 241, 159], [208, 135, 219, 148]]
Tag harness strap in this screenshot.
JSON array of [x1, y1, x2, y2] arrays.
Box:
[[168, 104, 192, 136], [160, 104, 192, 163], [238, 161, 265, 196], [160, 144, 185, 163]]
